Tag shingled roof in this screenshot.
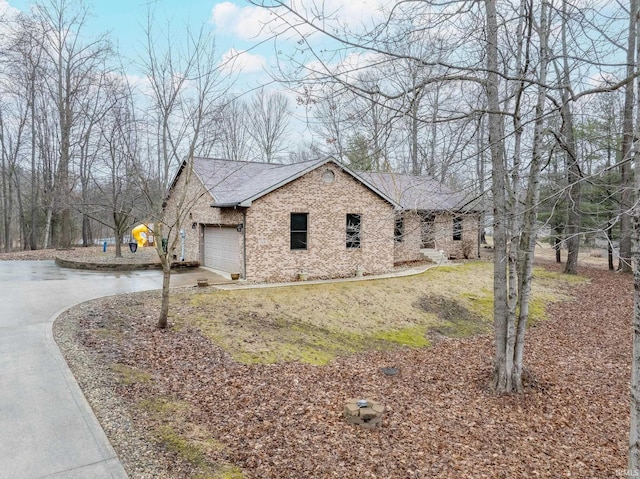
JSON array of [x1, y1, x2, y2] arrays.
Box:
[[189, 157, 474, 212], [354, 170, 476, 212]]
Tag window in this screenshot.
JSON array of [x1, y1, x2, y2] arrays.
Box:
[[291, 213, 308, 250], [453, 216, 463, 241], [346, 214, 361, 248], [395, 215, 404, 243]]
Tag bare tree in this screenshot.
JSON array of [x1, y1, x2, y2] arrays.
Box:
[[80, 75, 141, 258], [310, 94, 349, 161], [216, 96, 253, 162], [619, 0, 637, 274], [555, 0, 582, 275], [138, 16, 226, 329], [247, 88, 290, 163], [0, 11, 48, 250], [30, 0, 111, 248], [628, 0, 640, 470]]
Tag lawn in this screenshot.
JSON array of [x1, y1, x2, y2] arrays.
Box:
[[170, 262, 579, 365]]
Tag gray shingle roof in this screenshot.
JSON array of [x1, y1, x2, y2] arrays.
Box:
[[192, 157, 326, 206], [191, 157, 473, 212], [354, 171, 474, 212]]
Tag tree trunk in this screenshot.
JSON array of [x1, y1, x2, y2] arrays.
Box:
[[30, 77, 38, 250], [620, 0, 637, 274], [43, 204, 52, 249], [607, 219, 614, 271], [477, 114, 487, 248], [513, 0, 549, 390], [560, 0, 581, 275], [115, 234, 122, 258], [485, 0, 518, 393], [13, 174, 26, 251], [156, 224, 171, 329], [1, 144, 10, 253], [630, 146, 640, 477], [410, 96, 420, 175], [629, 0, 640, 472], [82, 214, 92, 247], [157, 262, 171, 329]]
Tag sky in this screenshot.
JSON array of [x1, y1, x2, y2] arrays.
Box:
[[3, 0, 273, 78], [1, 0, 387, 88], [0, 0, 392, 156]]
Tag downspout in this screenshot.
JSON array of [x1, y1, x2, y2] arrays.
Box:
[[477, 214, 481, 259], [242, 209, 247, 280]]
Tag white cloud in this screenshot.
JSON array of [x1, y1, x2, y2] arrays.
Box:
[[219, 48, 266, 74], [212, 2, 289, 41], [0, 0, 19, 16], [210, 0, 386, 42]]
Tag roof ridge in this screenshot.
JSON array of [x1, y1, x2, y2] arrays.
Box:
[[194, 157, 324, 168]]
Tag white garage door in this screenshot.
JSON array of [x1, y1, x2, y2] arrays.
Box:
[[203, 226, 241, 273]]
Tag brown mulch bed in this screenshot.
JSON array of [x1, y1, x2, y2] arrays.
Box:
[[59, 259, 632, 479]]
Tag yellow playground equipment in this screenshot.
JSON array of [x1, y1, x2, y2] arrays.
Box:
[[132, 224, 150, 247]]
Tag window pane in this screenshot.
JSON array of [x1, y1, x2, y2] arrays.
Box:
[[346, 214, 360, 230], [453, 216, 463, 241], [291, 213, 308, 250], [291, 213, 307, 231], [395, 216, 403, 242], [291, 232, 307, 250], [346, 214, 361, 248]]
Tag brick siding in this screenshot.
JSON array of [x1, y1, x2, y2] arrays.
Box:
[[432, 213, 479, 259], [394, 211, 423, 263], [244, 165, 395, 282], [165, 170, 243, 265]]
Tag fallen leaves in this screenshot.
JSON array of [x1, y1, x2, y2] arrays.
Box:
[[58, 260, 631, 478]]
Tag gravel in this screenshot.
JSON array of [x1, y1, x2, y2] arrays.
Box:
[[2, 246, 169, 477], [52, 300, 174, 478]]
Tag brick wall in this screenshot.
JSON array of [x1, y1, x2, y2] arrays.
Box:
[[244, 165, 396, 282], [432, 213, 479, 259], [394, 211, 423, 263], [166, 170, 243, 264]]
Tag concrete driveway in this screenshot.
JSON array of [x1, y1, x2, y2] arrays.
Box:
[[0, 261, 218, 479]]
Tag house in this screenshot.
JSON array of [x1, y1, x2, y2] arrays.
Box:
[[165, 157, 479, 282], [358, 171, 480, 262]]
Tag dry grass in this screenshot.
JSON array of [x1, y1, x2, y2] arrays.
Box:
[[168, 261, 584, 365], [533, 242, 611, 268]]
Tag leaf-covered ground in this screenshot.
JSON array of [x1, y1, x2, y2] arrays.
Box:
[[57, 258, 632, 479]]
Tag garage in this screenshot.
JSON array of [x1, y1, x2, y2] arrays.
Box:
[[203, 226, 242, 274]]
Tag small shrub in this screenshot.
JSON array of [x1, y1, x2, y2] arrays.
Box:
[[461, 239, 475, 259]]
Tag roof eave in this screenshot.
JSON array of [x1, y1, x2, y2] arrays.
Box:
[[332, 163, 403, 210], [210, 202, 249, 208]]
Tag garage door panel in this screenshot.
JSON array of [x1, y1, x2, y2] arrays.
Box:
[[203, 227, 241, 273]]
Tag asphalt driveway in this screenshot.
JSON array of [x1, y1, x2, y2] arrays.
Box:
[[0, 261, 217, 479]]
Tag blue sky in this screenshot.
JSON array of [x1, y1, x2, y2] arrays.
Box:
[[2, 0, 385, 77], [6, 0, 216, 46], [0, 0, 391, 148], [2, 0, 279, 82]]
